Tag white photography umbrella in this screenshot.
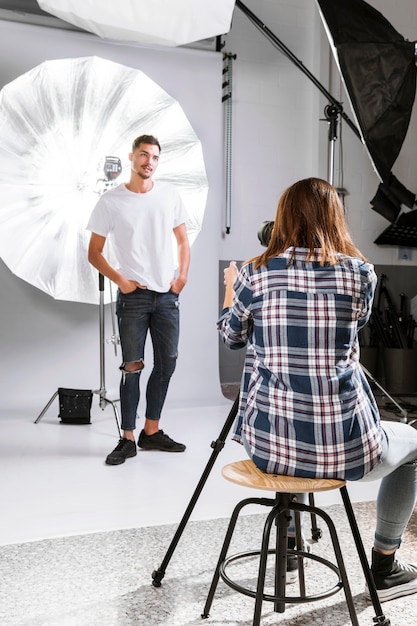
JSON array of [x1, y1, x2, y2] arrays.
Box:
[[0, 56, 208, 304]]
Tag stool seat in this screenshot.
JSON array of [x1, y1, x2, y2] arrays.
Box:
[[222, 459, 346, 493]]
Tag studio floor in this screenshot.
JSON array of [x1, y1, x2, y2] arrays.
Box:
[[1, 391, 417, 625], [1, 396, 387, 547]]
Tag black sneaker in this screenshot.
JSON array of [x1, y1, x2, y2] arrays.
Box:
[[365, 549, 417, 602], [287, 536, 311, 584], [105, 438, 137, 465], [138, 429, 186, 452]]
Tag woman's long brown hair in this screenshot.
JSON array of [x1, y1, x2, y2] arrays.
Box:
[[253, 177, 366, 268]]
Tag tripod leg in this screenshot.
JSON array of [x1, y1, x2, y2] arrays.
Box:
[[361, 365, 408, 422], [202, 497, 253, 618], [151, 394, 239, 587], [34, 390, 59, 423]]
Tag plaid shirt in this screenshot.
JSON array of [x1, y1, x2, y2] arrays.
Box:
[[218, 248, 383, 480]]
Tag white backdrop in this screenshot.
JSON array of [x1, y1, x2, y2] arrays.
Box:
[[1, 0, 415, 421], [0, 20, 226, 416]]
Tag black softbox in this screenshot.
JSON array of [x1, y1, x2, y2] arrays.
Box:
[[316, 0, 417, 183]]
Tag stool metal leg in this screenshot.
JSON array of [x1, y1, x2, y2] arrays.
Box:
[[272, 494, 291, 613], [204, 493, 370, 626], [339, 486, 391, 626], [202, 497, 268, 619], [254, 501, 286, 625], [256, 495, 307, 620], [293, 500, 360, 626], [293, 508, 307, 596], [256, 494, 308, 618], [309, 492, 323, 541]]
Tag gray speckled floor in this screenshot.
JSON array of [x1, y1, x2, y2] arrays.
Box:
[[1, 398, 417, 625], [1, 502, 416, 626]]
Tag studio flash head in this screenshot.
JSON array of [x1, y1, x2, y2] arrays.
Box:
[[103, 156, 122, 181]]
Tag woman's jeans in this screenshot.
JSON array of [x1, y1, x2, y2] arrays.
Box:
[[358, 420, 417, 551], [242, 420, 417, 549], [116, 288, 180, 431]]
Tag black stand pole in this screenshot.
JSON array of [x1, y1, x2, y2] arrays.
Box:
[[235, 1, 361, 141], [151, 394, 239, 587]]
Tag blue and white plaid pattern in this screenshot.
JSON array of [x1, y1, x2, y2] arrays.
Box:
[[218, 248, 383, 480]]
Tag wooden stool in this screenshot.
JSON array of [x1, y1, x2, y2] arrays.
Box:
[[202, 459, 390, 626]]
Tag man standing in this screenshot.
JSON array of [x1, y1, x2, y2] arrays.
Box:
[[87, 135, 190, 465]]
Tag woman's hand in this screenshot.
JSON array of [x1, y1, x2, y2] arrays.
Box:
[[223, 261, 238, 307], [224, 261, 238, 287]]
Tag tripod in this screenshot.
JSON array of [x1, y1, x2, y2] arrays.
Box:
[[34, 272, 121, 437], [151, 395, 321, 585], [152, 394, 239, 587]]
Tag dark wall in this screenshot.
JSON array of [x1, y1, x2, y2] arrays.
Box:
[[374, 265, 417, 315]]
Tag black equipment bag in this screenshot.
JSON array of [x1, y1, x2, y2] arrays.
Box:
[[58, 388, 93, 424]]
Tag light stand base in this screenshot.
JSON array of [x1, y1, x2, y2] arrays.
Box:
[[95, 389, 122, 437], [34, 390, 59, 423], [35, 274, 122, 437]]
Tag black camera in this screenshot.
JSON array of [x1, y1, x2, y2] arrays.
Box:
[[258, 220, 274, 247]]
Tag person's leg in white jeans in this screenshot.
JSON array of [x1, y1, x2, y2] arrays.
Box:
[[359, 420, 417, 550], [358, 420, 417, 601]]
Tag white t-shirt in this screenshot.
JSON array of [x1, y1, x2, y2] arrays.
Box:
[[87, 182, 187, 292]]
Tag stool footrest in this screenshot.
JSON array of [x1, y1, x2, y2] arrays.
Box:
[[220, 548, 343, 604]]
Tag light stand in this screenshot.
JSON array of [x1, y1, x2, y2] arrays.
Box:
[[250, 4, 401, 425], [35, 156, 123, 435], [95, 272, 122, 437], [34, 272, 122, 436], [323, 103, 340, 186], [34, 274, 122, 437], [93, 156, 123, 435], [321, 105, 410, 424]]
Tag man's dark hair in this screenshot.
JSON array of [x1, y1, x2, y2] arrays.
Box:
[[132, 134, 161, 153]]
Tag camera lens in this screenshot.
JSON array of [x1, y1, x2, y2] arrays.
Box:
[[258, 220, 274, 247]]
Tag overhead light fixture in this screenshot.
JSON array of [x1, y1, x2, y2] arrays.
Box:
[[316, 0, 417, 184], [37, 0, 236, 47]]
